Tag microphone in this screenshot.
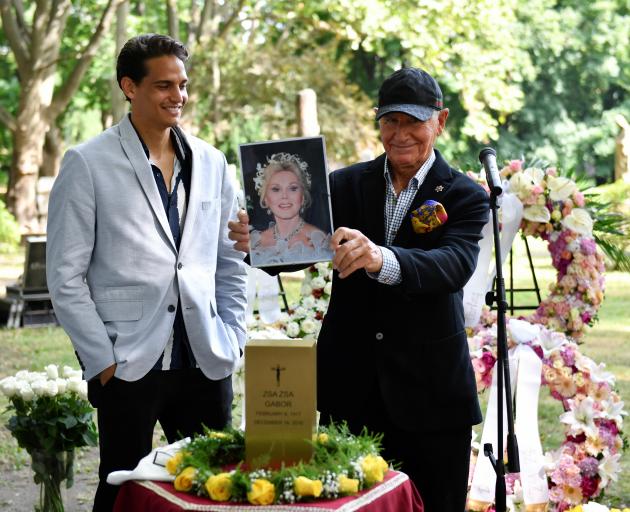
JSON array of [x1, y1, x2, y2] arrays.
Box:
[[479, 147, 503, 196]]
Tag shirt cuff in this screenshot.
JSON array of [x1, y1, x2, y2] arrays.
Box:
[[366, 247, 402, 285]]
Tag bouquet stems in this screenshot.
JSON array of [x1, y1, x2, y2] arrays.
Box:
[[31, 449, 74, 512]]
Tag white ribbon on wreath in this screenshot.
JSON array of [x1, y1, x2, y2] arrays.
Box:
[[468, 319, 549, 510], [463, 187, 524, 327]]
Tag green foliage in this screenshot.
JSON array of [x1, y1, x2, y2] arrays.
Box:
[[589, 180, 630, 270], [0, 199, 20, 252], [494, 0, 630, 181]]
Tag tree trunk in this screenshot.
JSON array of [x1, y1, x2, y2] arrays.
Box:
[[110, 1, 129, 125], [41, 124, 62, 178], [7, 75, 54, 232]]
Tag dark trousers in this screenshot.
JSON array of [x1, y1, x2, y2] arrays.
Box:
[[321, 403, 472, 512], [88, 368, 232, 512]]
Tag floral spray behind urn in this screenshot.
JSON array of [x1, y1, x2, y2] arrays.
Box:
[[0, 365, 97, 512]]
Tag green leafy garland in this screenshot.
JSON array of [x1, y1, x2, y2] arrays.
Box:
[[166, 423, 391, 505]]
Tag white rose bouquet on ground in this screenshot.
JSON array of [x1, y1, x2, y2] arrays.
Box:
[[0, 365, 97, 512]]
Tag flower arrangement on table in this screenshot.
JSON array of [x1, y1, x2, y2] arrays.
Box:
[[468, 159, 607, 340], [468, 323, 626, 510], [165, 423, 390, 505], [0, 365, 97, 512]]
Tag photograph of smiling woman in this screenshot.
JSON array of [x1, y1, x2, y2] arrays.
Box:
[[239, 137, 334, 267]]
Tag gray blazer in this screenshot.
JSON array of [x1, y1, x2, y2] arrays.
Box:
[[47, 115, 248, 382]]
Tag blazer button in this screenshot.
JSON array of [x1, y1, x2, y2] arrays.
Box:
[[168, 305, 176, 313], [375, 332, 384, 341], [177, 262, 183, 270]]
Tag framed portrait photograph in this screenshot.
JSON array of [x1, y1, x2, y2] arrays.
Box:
[[238, 136, 334, 268]]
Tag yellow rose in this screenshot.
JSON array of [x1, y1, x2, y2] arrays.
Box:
[[294, 476, 323, 498], [205, 472, 232, 501], [247, 478, 275, 505], [317, 433, 329, 444], [209, 431, 229, 439], [338, 475, 359, 494], [165, 452, 183, 475], [568, 506, 583, 512], [361, 454, 389, 485], [174, 466, 197, 492]]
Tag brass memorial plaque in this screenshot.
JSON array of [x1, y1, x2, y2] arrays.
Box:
[[245, 339, 316, 467]]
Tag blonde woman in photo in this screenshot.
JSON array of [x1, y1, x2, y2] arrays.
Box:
[[250, 152, 331, 265]]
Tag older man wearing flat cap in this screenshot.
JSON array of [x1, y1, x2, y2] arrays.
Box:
[[229, 67, 489, 511]]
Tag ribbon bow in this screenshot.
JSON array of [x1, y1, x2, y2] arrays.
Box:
[[410, 200, 448, 234]]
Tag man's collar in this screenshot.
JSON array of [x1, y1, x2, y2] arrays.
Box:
[[128, 113, 187, 163], [383, 149, 436, 185]]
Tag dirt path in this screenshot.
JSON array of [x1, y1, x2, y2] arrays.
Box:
[[0, 446, 98, 512]]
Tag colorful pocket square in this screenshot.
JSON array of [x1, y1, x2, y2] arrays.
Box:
[[410, 200, 448, 234]]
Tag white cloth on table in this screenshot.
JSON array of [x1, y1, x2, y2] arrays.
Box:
[[106, 438, 190, 485]]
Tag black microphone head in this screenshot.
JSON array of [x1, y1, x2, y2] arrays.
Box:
[[479, 147, 496, 163]]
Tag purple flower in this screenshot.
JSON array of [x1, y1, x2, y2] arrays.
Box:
[[578, 457, 599, 477], [580, 238, 596, 255], [561, 347, 576, 367], [581, 311, 592, 323]]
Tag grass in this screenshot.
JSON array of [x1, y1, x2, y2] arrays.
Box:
[[0, 240, 628, 504]]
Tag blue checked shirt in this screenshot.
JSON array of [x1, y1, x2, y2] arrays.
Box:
[[370, 150, 436, 285]]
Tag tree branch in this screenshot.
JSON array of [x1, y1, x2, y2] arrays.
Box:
[[48, 0, 127, 119], [195, 0, 213, 44], [0, 0, 30, 75], [0, 104, 16, 131], [11, 0, 31, 45], [216, 0, 245, 40]]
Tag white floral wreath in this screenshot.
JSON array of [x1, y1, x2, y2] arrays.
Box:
[[253, 152, 312, 195], [468, 318, 625, 510], [466, 160, 606, 340]]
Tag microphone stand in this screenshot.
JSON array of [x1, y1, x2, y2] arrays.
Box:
[[484, 182, 520, 512]]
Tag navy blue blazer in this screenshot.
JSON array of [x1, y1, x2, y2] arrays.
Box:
[[317, 150, 489, 432]]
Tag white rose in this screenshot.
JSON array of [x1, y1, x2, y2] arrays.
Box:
[[508, 172, 534, 199], [15, 370, 29, 381], [300, 318, 317, 334], [286, 322, 300, 337], [18, 382, 35, 401], [55, 378, 68, 394], [311, 277, 326, 289], [293, 306, 307, 318], [301, 282, 312, 295], [324, 282, 332, 296], [315, 262, 329, 274], [522, 205, 551, 223], [562, 208, 593, 236], [67, 376, 83, 394], [582, 503, 611, 512], [30, 379, 48, 397], [45, 364, 59, 380], [0, 377, 18, 398], [302, 296, 316, 309], [77, 381, 88, 400], [548, 176, 577, 201], [44, 380, 59, 397]]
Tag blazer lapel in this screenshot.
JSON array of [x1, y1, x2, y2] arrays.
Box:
[[360, 154, 387, 245], [178, 141, 201, 256], [393, 150, 453, 246], [119, 116, 177, 252]]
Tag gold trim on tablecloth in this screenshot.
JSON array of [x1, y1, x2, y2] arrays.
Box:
[[135, 471, 409, 511]]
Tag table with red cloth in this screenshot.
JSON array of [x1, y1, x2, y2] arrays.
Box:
[[113, 470, 423, 511]]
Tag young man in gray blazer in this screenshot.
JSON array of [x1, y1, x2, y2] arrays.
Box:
[[46, 34, 247, 511]]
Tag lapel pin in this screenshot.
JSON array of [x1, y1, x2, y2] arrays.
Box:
[[435, 185, 444, 193]]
